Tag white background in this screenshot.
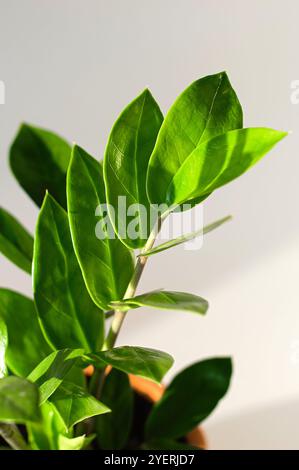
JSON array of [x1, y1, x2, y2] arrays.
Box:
[[1, 0, 299, 449]]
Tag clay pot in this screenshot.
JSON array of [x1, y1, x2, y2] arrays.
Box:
[[129, 374, 207, 449], [85, 365, 207, 449]]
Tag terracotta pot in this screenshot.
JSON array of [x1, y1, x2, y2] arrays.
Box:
[[129, 374, 207, 449], [85, 365, 207, 449]]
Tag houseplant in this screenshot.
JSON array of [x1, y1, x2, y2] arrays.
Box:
[[0, 72, 286, 450]]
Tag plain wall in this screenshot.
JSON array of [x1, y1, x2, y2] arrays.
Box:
[[1, 0, 299, 449]]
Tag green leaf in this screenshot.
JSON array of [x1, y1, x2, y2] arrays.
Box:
[[145, 357, 232, 440], [103, 89, 163, 248], [28, 349, 83, 404], [57, 434, 86, 450], [96, 369, 133, 449], [0, 376, 41, 424], [9, 123, 71, 209], [141, 216, 232, 256], [50, 381, 110, 429], [0, 289, 52, 377], [147, 72, 243, 206], [33, 193, 104, 351], [67, 146, 134, 310], [111, 290, 208, 316], [0, 318, 7, 378], [85, 346, 174, 384], [28, 401, 67, 450], [166, 128, 287, 207], [0, 207, 33, 274]]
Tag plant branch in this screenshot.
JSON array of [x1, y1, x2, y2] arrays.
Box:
[[0, 423, 28, 450]]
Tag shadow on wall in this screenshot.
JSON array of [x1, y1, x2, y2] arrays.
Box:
[[206, 396, 299, 450]]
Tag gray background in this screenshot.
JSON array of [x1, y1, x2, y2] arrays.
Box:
[[1, 0, 299, 449]]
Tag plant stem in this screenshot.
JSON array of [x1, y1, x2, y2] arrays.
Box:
[[0, 423, 28, 450], [104, 217, 161, 350]]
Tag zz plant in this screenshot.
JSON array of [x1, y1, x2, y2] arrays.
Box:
[[0, 72, 286, 450]]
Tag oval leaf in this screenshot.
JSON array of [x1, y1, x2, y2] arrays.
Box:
[[111, 290, 208, 316], [166, 128, 287, 207], [0, 207, 33, 274], [147, 72, 243, 206], [33, 193, 104, 351], [141, 215, 232, 257], [96, 369, 133, 450], [67, 146, 134, 310], [145, 357, 232, 440], [103, 89, 163, 248], [0, 289, 52, 377], [85, 346, 174, 385], [28, 349, 83, 404], [9, 123, 71, 209], [0, 376, 41, 424], [50, 381, 110, 429]]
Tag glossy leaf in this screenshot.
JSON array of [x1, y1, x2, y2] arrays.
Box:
[[96, 369, 133, 449], [147, 72, 243, 206], [67, 146, 134, 310], [28, 349, 83, 404], [50, 381, 110, 429], [28, 401, 67, 450], [0, 289, 52, 377], [0, 207, 33, 273], [111, 290, 208, 316], [141, 216, 231, 257], [103, 89, 163, 248], [85, 346, 174, 384], [58, 434, 86, 450], [145, 358, 232, 440], [0, 376, 41, 424], [166, 128, 287, 207], [33, 193, 104, 351], [9, 123, 71, 209], [0, 318, 7, 378]]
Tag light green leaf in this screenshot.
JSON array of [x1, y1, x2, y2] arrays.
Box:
[[85, 346, 174, 385], [57, 434, 86, 450], [0, 376, 41, 424], [9, 123, 71, 209], [147, 72, 243, 206], [0, 207, 33, 274], [141, 216, 232, 257], [166, 128, 287, 207], [96, 369, 133, 449], [111, 290, 208, 316], [50, 381, 110, 429], [0, 318, 7, 378], [103, 89, 163, 248], [33, 193, 104, 351], [28, 349, 83, 404], [0, 289, 52, 377], [67, 146, 134, 310], [28, 401, 67, 450], [145, 357, 232, 440]]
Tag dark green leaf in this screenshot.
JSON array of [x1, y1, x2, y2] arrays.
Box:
[[0, 207, 33, 273], [96, 369, 133, 449], [166, 128, 287, 207], [85, 346, 174, 384], [145, 357, 232, 440], [141, 216, 232, 256], [147, 72, 243, 206], [103, 89, 163, 248], [28, 349, 83, 404], [50, 381, 110, 429], [143, 439, 199, 450], [33, 193, 104, 351], [0, 318, 7, 378], [111, 290, 208, 316], [0, 376, 41, 424], [67, 146, 134, 310], [9, 123, 71, 209], [0, 289, 52, 377]]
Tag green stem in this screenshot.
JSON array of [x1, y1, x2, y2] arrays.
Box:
[[0, 423, 28, 450]]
